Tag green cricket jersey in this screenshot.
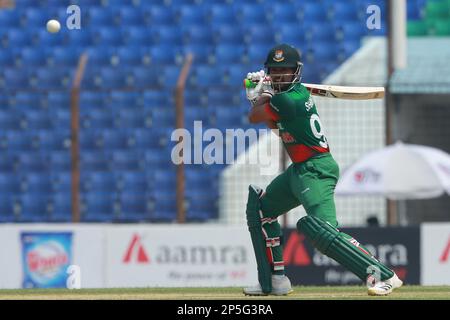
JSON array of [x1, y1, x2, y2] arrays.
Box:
[[265, 83, 330, 163]]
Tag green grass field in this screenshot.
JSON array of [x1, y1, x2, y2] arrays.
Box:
[[0, 286, 449, 300]]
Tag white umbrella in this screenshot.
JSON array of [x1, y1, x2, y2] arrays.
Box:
[[335, 141, 450, 200]]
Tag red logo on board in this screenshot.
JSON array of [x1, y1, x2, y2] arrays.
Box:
[[123, 234, 150, 264]]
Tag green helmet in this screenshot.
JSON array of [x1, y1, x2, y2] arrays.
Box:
[[264, 43, 303, 93]]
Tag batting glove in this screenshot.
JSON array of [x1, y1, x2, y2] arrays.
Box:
[[246, 70, 273, 105]]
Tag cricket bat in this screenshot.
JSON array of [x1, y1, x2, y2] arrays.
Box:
[[244, 78, 385, 100], [302, 83, 385, 100]]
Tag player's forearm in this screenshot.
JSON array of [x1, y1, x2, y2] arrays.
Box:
[[248, 96, 272, 124]]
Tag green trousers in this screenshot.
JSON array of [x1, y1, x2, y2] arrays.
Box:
[[260, 153, 339, 274]]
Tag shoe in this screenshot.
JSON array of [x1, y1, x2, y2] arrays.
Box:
[[243, 275, 293, 296], [367, 273, 403, 296]]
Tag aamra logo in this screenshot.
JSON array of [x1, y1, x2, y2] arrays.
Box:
[[439, 236, 450, 263], [283, 233, 311, 266], [123, 234, 150, 264]]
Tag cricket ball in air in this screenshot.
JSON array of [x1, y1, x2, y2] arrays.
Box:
[[46, 19, 61, 33]]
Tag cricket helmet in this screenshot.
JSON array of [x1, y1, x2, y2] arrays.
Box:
[[264, 43, 303, 92]]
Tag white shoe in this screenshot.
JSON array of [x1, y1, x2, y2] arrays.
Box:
[[243, 275, 293, 296], [367, 273, 403, 296]]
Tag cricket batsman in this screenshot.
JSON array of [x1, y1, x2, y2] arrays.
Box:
[[243, 43, 403, 296]]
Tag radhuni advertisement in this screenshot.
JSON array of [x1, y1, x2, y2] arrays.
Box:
[[284, 227, 421, 285]]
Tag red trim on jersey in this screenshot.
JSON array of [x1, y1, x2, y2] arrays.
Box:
[[286, 144, 329, 163], [264, 103, 280, 121]]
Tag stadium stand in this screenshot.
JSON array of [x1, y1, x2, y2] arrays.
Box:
[[0, 0, 432, 223]]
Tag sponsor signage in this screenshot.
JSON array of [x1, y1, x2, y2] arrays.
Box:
[[421, 223, 450, 285], [21, 232, 73, 288], [284, 227, 420, 285], [106, 225, 258, 287]]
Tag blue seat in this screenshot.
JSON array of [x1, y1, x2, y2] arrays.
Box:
[[85, 172, 116, 193], [143, 90, 171, 108], [237, 4, 268, 24], [214, 25, 244, 44], [208, 88, 234, 106], [14, 92, 43, 109], [185, 107, 209, 128], [88, 7, 117, 26], [144, 149, 168, 169], [17, 152, 48, 172], [155, 26, 183, 46], [3, 68, 30, 89], [118, 171, 148, 193], [24, 173, 52, 194], [49, 151, 71, 171], [6, 132, 35, 151], [305, 23, 337, 43], [0, 111, 21, 130], [306, 42, 340, 65], [99, 67, 127, 89], [49, 192, 72, 222], [183, 25, 214, 45], [116, 109, 146, 128], [150, 109, 175, 128], [0, 50, 15, 67], [160, 66, 180, 87], [35, 68, 71, 90], [118, 192, 150, 222], [119, 7, 146, 26], [330, 2, 359, 21], [23, 111, 52, 130], [85, 47, 114, 66], [0, 195, 16, 222], [51, 172, 71, 193], [182, 44, 212, 64], [227, 64, 247, 89], [193, 65, 222, 88], [151, 190, 176, 221], [80, 151, 110, 171], [82, 108, 114, 129], [132, 129, 162, 149], [52, 110, 71, 130], [24, 8, 51, 27], [210, 5, 237, 25], [49, 47, 80, 67], [115, 46, 144, 66], [154, 169, 176, 190], [298, 2, 327, 23], [111, 150, 142, 171], [149, 45, 180, 65], [146, 5, 176, 26], [0, 9, 20, 28], [213, 45, 245, 64], [100, 129, 131, 150], [67, 30, 94, 46], [336, 21, 367, 41], [186, 191, 216, 221], [80, 129, 100, 150], [244, 24, 276, 46], [95, 27, 124, 46], [111, 92, 139, 109], [38, 130, 69, 151], [80, 92, 106, 109], [131, 66, 162, 88], [6, 29, 31, 48], [339, 40, 361, 62], [0, 173, 21, 194], [0, 155, 15, 172], [211, 106, 244, 129], [270, 3, 300, 23], [177, 5, 207, 25], [20, 47, 47, 67], [36, 29, 65, 47], [18, 194, 50, 222], [82, 193, 115, 222], [124, 27, 153, 46]]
